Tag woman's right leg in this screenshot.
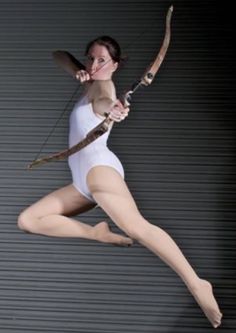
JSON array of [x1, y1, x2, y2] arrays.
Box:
[[17, 184, 132, 245], [87, 166, 222, 328]]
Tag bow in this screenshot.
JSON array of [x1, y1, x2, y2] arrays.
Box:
[[28, 5, 173, 170]]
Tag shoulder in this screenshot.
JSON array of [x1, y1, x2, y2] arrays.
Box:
[[87, 80, 116, 102]]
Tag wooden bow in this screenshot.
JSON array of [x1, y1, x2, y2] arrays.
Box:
[[28, 5, 173, 170]]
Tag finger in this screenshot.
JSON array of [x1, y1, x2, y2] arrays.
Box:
[[109, 115, 120, 122], [82, 71, 90, 81], [80, 71, 87, 82], [109, 113, 122, 122], [121, 107, 129, 115], [110, 108, 121, 116], [76, 71, 84, 81], [75, 71, 81, 80], [76, 70, 90, 82], [113, 99, 123, 109], [114, 112, 126, 122], [109, 102, 129, 121]]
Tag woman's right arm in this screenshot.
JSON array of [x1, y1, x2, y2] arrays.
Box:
[[52, 50, 86, 78]]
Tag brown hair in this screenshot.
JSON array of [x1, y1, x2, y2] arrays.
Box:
[[85, 35, 122, 64]]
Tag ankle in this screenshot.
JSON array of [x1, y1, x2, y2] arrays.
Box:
[[185, 277, 203, 291], [92, 221, 107, 241], [189, 278, 212, 293]]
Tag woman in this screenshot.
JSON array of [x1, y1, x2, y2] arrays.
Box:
[[18, 36, 222, 328]]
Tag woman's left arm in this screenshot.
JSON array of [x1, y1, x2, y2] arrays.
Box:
[[91, 81, 129, 122]]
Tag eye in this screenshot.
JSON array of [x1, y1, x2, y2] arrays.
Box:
[[98, 58, 105, 63]]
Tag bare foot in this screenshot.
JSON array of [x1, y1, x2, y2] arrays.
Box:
[[93, 221, 133, 246], [189, 279, 222, 328]]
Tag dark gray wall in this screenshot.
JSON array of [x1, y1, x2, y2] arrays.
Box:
[[0, 0, 235, 332]]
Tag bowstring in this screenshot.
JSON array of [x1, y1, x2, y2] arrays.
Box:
[[33, 82, 82, 162], [33, 59, 112, 162], [33, 17, 159, 161]]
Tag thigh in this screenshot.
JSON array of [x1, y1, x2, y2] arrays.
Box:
[[87, 166, 142, 231], [22, 183, 96, 218]]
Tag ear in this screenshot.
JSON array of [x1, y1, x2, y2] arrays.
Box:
[[112, 62, 118, 72]]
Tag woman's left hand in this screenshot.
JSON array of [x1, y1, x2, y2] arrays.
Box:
[[108, 99, 130, 122]]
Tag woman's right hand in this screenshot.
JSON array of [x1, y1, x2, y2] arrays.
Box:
[[75, 70, 91, 83]]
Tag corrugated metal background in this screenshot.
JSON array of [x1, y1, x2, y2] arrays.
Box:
[[0, 0, 235, 332]]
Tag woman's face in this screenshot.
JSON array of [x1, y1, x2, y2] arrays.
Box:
[[85, 43, 118, 80]]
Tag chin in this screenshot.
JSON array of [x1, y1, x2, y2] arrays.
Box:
[[91, 74, 111, 81]]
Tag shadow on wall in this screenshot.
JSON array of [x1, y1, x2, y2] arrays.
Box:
[[213, 4, 236, 331]]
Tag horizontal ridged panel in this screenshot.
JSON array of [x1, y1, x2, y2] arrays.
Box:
[[0, 0, 235, 332]]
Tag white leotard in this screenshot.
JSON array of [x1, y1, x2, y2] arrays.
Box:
[[68, 95, 124, 202]]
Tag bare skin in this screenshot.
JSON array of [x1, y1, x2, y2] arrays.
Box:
[[18, 42, 222, 328], [18, 184, 132, 246], [86, 166, 223, 328], [18, 166, 222, 327]]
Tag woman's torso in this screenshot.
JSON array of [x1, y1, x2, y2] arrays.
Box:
[[69, 94, 110, 149], [68, 80, 125, 190]]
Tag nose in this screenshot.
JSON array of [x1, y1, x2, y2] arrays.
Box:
[[89, 60, 97, 74]]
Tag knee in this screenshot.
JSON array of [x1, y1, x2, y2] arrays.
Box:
[[17, 210, 34, 233]]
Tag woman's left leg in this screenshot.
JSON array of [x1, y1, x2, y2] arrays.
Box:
[[18, 184, 132, 246], [87, 166, 222, 328]]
